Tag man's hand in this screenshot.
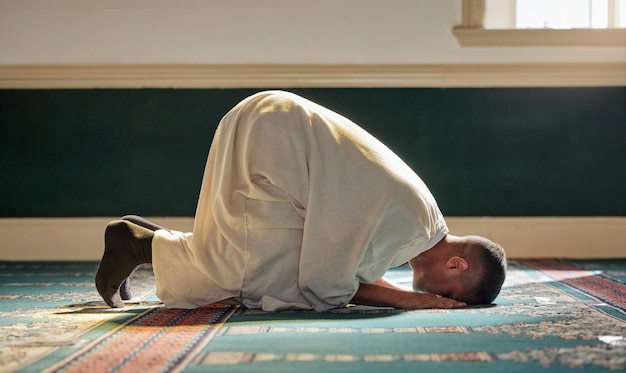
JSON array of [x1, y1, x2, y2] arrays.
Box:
[[394, 292, 467, 309], [351, 282, 466, 309]]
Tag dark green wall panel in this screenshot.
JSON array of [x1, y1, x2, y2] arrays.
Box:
[[1, 87, 624, 217]]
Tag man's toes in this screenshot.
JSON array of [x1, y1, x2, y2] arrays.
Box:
[[108, 290, 125, 308], [95, 271, 125, 307]]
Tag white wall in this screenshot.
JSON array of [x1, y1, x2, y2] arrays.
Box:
[[1, 0, 624, 65]]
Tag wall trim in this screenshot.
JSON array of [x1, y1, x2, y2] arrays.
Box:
[[0, 63, 624, 89], [1, 217, 624, 261], [453, 27, 626, 47]]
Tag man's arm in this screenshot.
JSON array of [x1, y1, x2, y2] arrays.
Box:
[[351, 282, 466, 309], [370, 278, 402, 290]]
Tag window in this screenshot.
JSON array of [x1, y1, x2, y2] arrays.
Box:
[[485, 0, 626, 29], [453, 0, 626, 46]]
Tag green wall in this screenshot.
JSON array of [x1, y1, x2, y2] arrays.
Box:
[[1, 87, 624, 217]]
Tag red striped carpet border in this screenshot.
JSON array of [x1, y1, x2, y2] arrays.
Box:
[[518, 259, 626, 312], [47, 304, 237, 373]]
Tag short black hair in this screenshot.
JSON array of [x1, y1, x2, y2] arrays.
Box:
[[463, 237, 507, 305]]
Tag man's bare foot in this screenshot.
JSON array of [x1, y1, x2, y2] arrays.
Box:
[[95, 220, 153, 308]]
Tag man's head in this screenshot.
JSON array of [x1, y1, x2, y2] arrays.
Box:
[[409, 235, 506, 305]]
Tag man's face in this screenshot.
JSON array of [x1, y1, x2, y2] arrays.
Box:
[[411, 262, 466, 301]]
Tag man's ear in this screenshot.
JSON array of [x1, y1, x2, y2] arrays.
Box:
[[445, 256, 469, 272]]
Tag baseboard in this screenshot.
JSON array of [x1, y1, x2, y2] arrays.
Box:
[[445, 217, 626, 259], [0, 217, 624, 261], [0, 217, 194, 261]]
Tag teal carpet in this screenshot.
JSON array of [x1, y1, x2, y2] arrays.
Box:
[[0, 259, 624, 372]]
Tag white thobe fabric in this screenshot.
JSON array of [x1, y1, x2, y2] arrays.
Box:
[[152, 91, 448, 311]]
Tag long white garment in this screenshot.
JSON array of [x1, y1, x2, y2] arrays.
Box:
[[152, 91, 448, 311]]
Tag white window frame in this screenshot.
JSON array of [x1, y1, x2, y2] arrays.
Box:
[[453, 0, 626, 46]]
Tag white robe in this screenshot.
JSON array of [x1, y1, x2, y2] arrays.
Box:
[[152, 91, 448, 311]]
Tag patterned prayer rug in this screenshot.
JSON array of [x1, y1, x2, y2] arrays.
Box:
[[1, 259, 624, 372]]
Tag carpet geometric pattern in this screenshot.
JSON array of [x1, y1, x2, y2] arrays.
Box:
[[1, 259, 624, 372]]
